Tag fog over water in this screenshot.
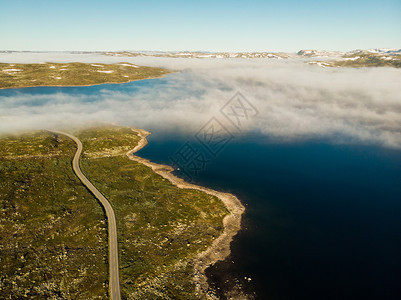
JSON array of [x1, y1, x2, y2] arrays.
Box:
[[1, 52, 400, 148], [2, 53, 401, 299]]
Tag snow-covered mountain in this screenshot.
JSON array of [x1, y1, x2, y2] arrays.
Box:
[[104, 48, 400, 60], [346, 48, 401, 56], [364, 48, 401, 55], [104, 51, 291, 59], [297, 49, 344, 57], [103, 49, 401, 68], [297, 48, 401, 58]]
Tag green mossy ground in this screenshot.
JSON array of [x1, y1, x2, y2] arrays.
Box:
[[0, 125, 229, 299], [76, 126, 228, 299], [333, 53, 401, 68], [0, 131, 108, 299], [0, 62, 171, 89]]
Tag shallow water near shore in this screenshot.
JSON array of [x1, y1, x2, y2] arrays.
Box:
[[137, 132, 401, 300]]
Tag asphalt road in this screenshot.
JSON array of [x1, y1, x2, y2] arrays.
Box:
[[51, 131, 121, 300]]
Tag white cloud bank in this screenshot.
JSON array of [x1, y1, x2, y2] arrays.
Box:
[[1, 52, 401, 148]]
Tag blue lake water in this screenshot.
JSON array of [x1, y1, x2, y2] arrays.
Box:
[[2, 79, 401, 299], [137, 133, 401, 300], [0, 76, 171, 98]]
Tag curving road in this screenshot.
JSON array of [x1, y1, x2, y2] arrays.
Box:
[[51, 131, 121, 300]]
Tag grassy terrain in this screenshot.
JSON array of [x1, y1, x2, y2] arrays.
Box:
[[76, 126, 229, 299], [0, 131, 108, 299], [328, 53, 401, 68], [0, 62, 171, 89], [0, 126, 229, 299]]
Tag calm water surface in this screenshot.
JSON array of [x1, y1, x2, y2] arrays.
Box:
[[2, 80, 401, 299], [137, 132, 401, 300]]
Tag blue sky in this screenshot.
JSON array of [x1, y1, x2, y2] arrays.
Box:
[[1, 0, 400, 52]]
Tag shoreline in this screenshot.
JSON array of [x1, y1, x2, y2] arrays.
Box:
[[127, 128, 245, 299], [0, 73, 172, 90]]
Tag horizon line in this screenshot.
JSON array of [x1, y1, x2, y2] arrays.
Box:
[[1, 48, 401, 54]]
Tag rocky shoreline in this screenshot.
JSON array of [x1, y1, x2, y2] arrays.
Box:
[[127, 128, 245, 299]]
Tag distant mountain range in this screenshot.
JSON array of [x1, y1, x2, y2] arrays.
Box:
[[294, 49, 401, 68], [103, 51, 291, 59], [297, 48, 401, 57], [1, 49, 400, 67], [102, 49, 401, 67], [101, 48, 401, 59]]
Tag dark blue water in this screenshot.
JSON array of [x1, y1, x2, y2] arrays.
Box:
[[137, 132, 401, 300], [2, 80, 401, 299]]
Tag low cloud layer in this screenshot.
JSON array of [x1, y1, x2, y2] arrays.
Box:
[[1, 53, 401, 148]]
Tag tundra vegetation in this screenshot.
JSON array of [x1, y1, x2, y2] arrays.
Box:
[[0, 131, 108, 299], [0, 63, 171, 89], [316, 53, 401, 68], [0, 125, 229, 299]]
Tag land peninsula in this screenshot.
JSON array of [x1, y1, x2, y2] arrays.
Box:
[[0, 125, 244, 299], [0, 62, 171, 89]]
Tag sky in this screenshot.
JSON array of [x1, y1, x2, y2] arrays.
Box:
[[0, 0, 400, 52]]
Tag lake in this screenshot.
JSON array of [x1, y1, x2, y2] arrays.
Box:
[[1, 77, 401, 299], [137, 132, 401, 300]]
